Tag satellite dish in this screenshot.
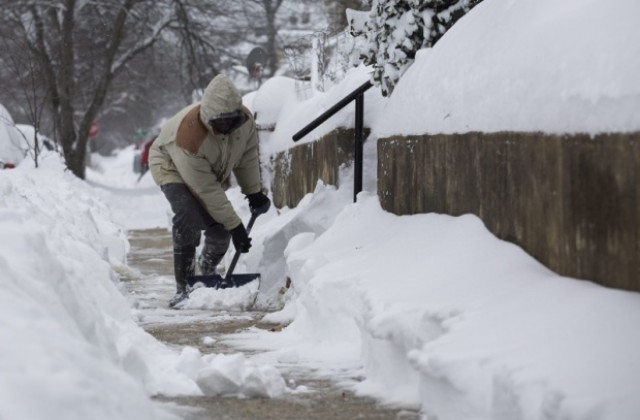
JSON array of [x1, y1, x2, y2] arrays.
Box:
[[246, 47, 268, 79]]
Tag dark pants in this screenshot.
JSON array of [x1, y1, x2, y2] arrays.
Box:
[[161, 183, 230, 276]]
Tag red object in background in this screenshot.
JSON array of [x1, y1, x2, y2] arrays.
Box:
[[0, 162, 16, 169], [89, 121, 99, 138], [140, 137, 155, 167]]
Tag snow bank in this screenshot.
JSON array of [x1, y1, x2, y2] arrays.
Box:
[[233, 192, 640, 420], [251, 66, 387, 156], [80, 141, 640, 419], [376, 0, 640, 136], [15, 124, 54, 152], [251, 76, 297, 129], [242, 181, 353, 309], [0, 153, 288, 420], [0, 153, 160, 420], [213, 3, 640, 418]]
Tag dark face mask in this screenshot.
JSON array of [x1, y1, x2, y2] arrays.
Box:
[[208, 110, 246, 135]]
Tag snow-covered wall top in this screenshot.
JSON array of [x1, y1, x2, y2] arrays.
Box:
[[374, 0, 640, 136], [249, 67, 386, 156], [249, 0, 639, 157]]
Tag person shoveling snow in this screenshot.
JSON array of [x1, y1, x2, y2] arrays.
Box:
[[149, 74, 271, 308]]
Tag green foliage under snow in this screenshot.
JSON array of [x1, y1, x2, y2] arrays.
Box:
[[350, 0, 483, 96]]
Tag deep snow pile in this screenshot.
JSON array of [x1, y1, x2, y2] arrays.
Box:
[[376, 0, 640, 135], [250, 65, 387, 156], [229, 188, 640, 420], [0, 152, 288, 420], [0, 153, 162, 420], [228, 0, 640, 419]]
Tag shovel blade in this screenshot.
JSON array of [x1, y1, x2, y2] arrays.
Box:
[[187, 273, 260, 290]]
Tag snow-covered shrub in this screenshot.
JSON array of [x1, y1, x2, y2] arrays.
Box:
[[349, 0, 482, 96]]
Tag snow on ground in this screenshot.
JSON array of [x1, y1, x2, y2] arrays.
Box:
[[376, 0, 640, 136], [4, 144, 639, 420], [2, 0, 640, 419], [86, 146, 171, 230], [0, 152, 288, 420], [237, 1, 640, 419], [0, 153, 168, 420], [232, 189, 640, 420]]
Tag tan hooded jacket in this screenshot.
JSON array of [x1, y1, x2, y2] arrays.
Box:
[[149, 75, 262, 231]]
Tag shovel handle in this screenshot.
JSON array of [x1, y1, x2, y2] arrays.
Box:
[[225, 212, 259, 279]]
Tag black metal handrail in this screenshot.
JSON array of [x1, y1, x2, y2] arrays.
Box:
[[292, 80, 373, 202]]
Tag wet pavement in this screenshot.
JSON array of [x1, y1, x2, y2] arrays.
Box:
[[122, 228, 420, 420]]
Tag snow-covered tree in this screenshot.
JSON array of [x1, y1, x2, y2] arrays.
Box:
[[350, 0, 483, 96]]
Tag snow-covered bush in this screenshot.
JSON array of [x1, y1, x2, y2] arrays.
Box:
[[349, 0, 482, 96]]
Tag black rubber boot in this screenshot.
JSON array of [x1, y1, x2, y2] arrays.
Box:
[[198, 226, 231, 275], [169, 246, 196, 308], [198, 245, 226, 276]]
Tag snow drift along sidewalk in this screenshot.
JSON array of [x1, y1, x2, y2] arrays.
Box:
[[246, 193, 640, 420], [0, 153, 288, 420]]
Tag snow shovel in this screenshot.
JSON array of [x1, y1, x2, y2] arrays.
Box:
[[186, 212, 260, 290]]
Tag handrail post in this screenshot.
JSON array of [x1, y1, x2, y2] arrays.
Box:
[[354, 93, 364, 202], [292, 80, 374, 204]]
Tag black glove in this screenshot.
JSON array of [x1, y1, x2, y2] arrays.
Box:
[[231, 223, 252, 253], [247, 192, 271, 215]]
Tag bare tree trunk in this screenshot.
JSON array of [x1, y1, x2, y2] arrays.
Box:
[[2, 1, 174, 179], [0, 30, 47, 167], [264, 1, 280, 76]]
